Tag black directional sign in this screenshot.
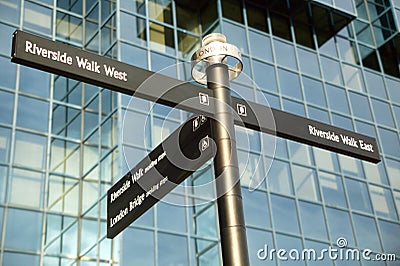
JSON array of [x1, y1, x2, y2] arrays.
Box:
[[107, 115, 213, 239], [10, 30, 381, 163]]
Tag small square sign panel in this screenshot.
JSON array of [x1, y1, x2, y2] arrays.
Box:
[[200, 136, 210, 151], [237, 103, 247, 116], [199, 92, 209, 106]]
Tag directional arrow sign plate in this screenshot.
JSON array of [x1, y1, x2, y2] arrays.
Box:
[[107, 116, 213, 239]]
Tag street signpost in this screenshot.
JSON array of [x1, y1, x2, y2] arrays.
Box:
[[107, 115, 213, 238], [10, 30, 382, 265]]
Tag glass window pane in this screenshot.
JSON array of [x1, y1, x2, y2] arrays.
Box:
[[308, 106, 330, 123], [3, 253, 40, 266], [247, 228, 273, 265], [148, 0, 172, 24], [0, 56, 16, 89], [24, 1, 52, 35], [369, 185, 398, 220], [242, 189, 270, 229], [249, 31, 272, 62], [337, 38, 357, 64], [303, 77, 326, 107], [223, 21, 248, 54], [304, 240, 333, 266], [363, 160, 388, 185], [378, 219, 400, 255], [378, 128, 400, 158], [292, 165, 320, 201], [0, 126, 10, 164], [326, 84, 349, 114], [331, 113, 353, 131], [121, 228, 154, 266], [120, 43, 148, 69], [283, 98, 305, 116], [321, 56, 343, 85], [274, 39, 297, 69], [252, 60, 277, 92], [270, 194, 300, 234], [56, 11, 83, 44], [386, 77, 400, 105], [0, 0, 20, 24], [178, 31, 199, 59], [299, 201, 327, 240], [5, 208, 42, 251], [157, 201, 186, 233], [343, 65, 365, 92], [278, 68, 302, 100], [345, 178, 372, 213], [313, 148, 339, 172], [9, 168, 44, 208], [319, 172, 347, 208], [176, 4, 199, 33], [14, 131, 46, 169], [238, 151, 264, 189], [0, 23, 16, 56], [120, 12, 146, 46], [364, 71, 387, 99], [158, 233, 188, 265], [267, 159, 293, 195], [19, 66, 50, 98], [325, 207, 355, 247], [371, 99, 395, 127], [386, 158, 400, 190], [17, 96, 49, 132], [348, 92, 372, 120], [339, 155, 363, 177], [289, 141, 313, 165], [0, 90, 14, 125], [0, 166, 6, 203], [298, 48, 320, 77], [275, 234, 304, 264], [352, 214, 382, 252]]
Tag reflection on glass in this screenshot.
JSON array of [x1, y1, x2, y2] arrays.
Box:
[[268, 159, 293, 195], [321, 57, 343, 85], [352, 214, 382, 252], [158, 233, 188, 265], [150, 22, 175, 54], [378, 219, 400, 255], [56, 11, 83, 44], [5, 208, 42, 251], [17, 96, 49, 132], [149, 0, 172, 24], [349, 91, 373, 122], [14, 131, 46, 169], [9, 168, 43, 208], [122, 228, 154, 265], [293, 165, 320, 201], [270, 194, 300, 234], [274, 39, 296, 69], [278, 68, 302, 100], [326, 84, 349, 114], [319, 172, 347, 208], [24, 1, 52, 35], [120, 12, 146, 46], [242, 189, 270, 229], [345, 178, 372, 213], [370, 185, 398, 220], [325, 207, 355, 247], [299, 201, 328, 240]]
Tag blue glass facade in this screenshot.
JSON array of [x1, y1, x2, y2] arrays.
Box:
[[0, 0, 399, 265]]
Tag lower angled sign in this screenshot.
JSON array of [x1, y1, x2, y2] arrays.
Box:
[[107, 116, 213, 238]]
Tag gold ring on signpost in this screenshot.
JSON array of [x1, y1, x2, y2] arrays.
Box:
[[191, 33, 243, 85]]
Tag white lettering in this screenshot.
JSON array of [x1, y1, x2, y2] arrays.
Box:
[[103, 64, 128, 81], [25, 40, 72, 65]]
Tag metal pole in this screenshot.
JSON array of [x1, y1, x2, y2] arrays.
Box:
[[208, 64, 250, 266], [191, 33, 250, 266]]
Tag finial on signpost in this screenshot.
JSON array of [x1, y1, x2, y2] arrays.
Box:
[[191, 33, 243, 85]]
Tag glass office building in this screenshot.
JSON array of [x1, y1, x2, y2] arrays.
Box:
[[0, 0, 399, 265]]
